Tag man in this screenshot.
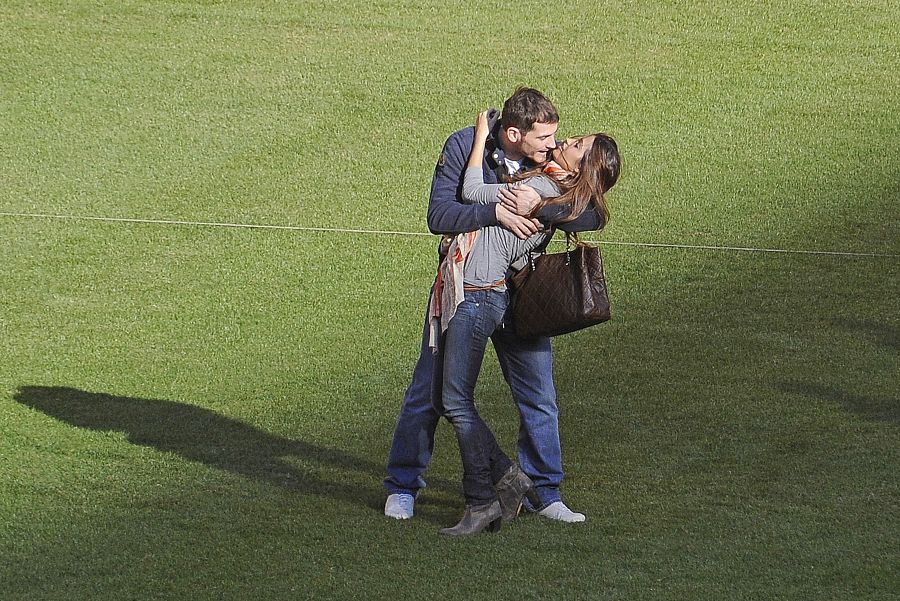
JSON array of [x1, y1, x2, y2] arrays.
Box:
[[384, 87, 602, 522]]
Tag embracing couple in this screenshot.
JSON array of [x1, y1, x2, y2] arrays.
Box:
[[383, 87, 621, 535]]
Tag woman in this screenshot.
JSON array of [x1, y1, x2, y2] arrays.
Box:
[[433, 110, 621, 535]]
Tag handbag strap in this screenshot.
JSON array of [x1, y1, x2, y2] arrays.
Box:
[[563, 232, 576, 265], [524, 226, 557, 270]]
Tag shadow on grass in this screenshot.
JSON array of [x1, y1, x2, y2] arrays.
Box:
[[778, 381, 898, 425], [13, 385, 453, 524], [778, 319, 899, 425], [837, 318, 900, 352]]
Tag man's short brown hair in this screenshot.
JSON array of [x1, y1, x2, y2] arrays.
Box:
[[500, 87, 559, 133]]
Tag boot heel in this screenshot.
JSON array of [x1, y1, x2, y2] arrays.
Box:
[[488, 516, 502, 533]]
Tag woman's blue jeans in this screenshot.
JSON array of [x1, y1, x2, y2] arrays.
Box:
[[435, 289, 514, 505], [384, 287, 564, 511]]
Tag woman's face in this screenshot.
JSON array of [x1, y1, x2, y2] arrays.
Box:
[[553, 135, 596, 172]]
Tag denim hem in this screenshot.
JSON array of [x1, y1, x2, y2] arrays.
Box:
[[383, 483, 421, 497], [523, 486, 561, 512]]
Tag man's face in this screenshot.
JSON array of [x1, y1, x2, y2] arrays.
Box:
[[504, 121, 559, 163]]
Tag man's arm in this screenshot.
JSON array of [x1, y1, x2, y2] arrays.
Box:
[[426, 129, 540, 238], [426, 131, 498, 235], [501, 178, 604, 233], [545, 204, 604, 233]]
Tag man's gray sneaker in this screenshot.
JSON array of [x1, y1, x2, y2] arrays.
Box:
[[538, 501, 586, 523], [384, 493, 415, 519]]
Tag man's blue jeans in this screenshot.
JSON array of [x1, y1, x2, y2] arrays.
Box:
[[384, 288, 563, 510]]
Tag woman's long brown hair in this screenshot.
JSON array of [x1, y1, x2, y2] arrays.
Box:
[[517, 133, 621, 229]]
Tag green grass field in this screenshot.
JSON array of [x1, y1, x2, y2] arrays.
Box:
[[2, 1, 898, 599]]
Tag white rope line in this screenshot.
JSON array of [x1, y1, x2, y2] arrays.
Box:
[[0, 212, 424, 237], [2, 211, 897, 259], [593, 240, 897, 258]]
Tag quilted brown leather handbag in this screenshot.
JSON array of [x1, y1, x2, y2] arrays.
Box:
[[508, 241, 610, 338]]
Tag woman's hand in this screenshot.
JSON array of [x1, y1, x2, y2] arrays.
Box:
[[474, 110, 491, 141], [466, 109, 492, 170]]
